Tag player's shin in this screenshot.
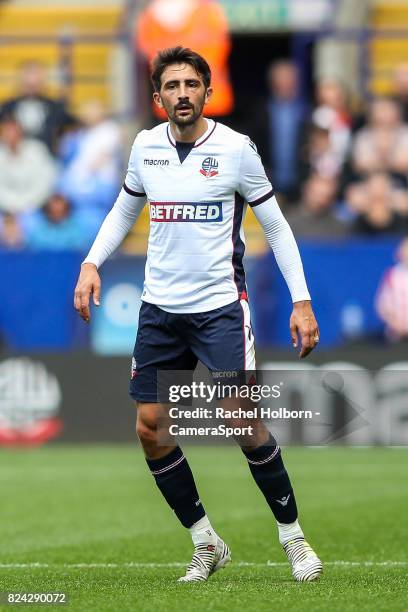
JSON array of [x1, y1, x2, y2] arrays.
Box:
[[241, 433, 323, 581], [146, 447, 231, 582], [241, 433, 299, 526], [231, 413, 306, 547], [146, 446, 206, 528]]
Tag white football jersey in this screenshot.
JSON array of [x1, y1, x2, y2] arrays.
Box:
[[124, 118, 274, 313]]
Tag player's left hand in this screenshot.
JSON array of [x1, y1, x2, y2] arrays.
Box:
[[290, 300, 320, 359]]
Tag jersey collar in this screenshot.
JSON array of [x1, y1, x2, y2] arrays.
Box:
[[166, 118, 217, 148]]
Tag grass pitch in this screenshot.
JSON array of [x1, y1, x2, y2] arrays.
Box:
[[0, 445, 407, 611]]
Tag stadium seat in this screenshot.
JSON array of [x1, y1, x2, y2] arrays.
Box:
[[370, 1, 408, 95], [0, 3, 121, 111]]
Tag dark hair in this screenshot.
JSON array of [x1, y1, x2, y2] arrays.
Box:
[[151, 46, 211, 92], [0, 113, 20, 127]]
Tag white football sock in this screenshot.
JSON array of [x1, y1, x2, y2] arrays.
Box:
[[189, 515, 217, 546], [277, 519, 304, 545]]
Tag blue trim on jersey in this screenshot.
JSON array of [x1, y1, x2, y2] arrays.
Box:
[[166, 121, 217, 149], [123, 182, 145, 197], [232, 192, 246, 294], [193, 122, 217, 147], [175, 141, 195, 163], [249, 189, 275, 207]]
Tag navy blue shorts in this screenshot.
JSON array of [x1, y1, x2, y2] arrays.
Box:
[[129, 299, 256, 403]]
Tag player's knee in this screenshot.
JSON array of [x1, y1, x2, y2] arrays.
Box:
[[225, 416, 270, 448], [225, 416, 255, 431], [135, 407, 159, 443], [135, 420, 157, 444], [136, 412, 157, 439]]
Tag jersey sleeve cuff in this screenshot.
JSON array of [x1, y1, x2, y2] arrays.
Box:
[[123, 182, 146, 197], [292, 291, 311, 303], [248, 189, 275, 207], [82, 257, 100, 269]]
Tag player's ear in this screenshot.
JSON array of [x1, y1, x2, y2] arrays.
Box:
[[204, 87, 213, 106], [153, 92, 164, 109]]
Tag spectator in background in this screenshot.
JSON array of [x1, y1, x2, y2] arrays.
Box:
[[247, 60, 308, 203], [351, 98, 408, 179], [376, 237, 408, 341], [299, 123, 344, 181], [0, 116, 57, 214], [0, 61, 76, 154], [136, 0, 233, 120], [58, 100, 122, 228], [286, 174, 348, 237], [26, 194, 94, 251], [352, 173, 407, 236], [312, 78, 352, 168], [0, 213, 25, 249], [392, 63, 408, 122]]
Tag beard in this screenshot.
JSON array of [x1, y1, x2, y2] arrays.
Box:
[[165, 95, 206, 127]]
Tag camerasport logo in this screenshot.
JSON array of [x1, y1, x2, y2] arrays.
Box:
[[0, 358, 63, 446]]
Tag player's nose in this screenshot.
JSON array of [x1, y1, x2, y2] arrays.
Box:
[[178, 85, 189, 99]]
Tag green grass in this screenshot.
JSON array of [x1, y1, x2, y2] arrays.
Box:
[[0, 446, 407, 611]]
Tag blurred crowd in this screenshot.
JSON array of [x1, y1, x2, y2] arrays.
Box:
[[242, 59, 408, 341], [1, 57, 408, 254], [243, 59, 408, 238], [0, 46, 407, 341], [0, 61, 123, 251]]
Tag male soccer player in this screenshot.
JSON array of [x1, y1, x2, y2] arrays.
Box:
[[74, 47, 322, 583]]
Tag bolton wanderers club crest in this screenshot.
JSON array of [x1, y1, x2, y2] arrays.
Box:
[[200, 156, 218, 177]]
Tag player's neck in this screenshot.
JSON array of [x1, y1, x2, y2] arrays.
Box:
[[169, 116, 208, 143]]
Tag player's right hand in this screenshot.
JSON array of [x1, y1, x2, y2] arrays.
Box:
[[74, 263, 101, 322]]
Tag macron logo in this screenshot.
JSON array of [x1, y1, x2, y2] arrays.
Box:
[[150, 201, 223, 222], [144, 159, 170, 166]]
